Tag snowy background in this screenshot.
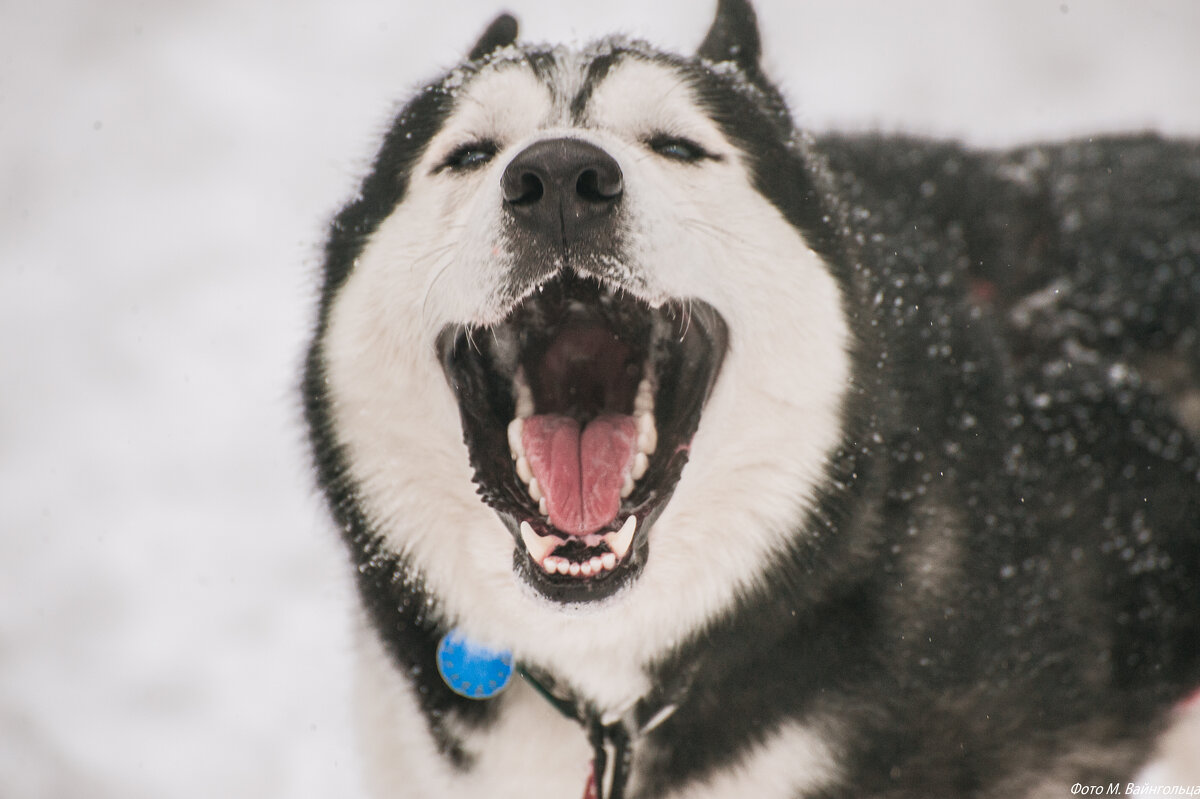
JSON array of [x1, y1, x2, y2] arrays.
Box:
[[3, 0, 1199, 796]]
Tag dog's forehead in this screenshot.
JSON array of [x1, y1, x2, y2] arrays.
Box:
[[583, 58, 718, 139], [446, 45, 709, 135]]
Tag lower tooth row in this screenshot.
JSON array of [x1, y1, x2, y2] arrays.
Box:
[[542, 552, 618, 576], [521, 517, 636, 578]]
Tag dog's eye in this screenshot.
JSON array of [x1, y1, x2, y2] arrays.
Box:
[[438, 141, 498, 172], [647, 136, 711, 163]]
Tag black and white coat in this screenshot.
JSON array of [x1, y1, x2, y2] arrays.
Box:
[[303, 1, 1200, 796]]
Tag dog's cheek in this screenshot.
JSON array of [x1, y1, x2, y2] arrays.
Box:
[[368, 183, 509, 331], [627, 160, 776, 306], [614, 173, 719, 302]]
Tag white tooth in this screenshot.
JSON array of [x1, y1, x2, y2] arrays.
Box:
[[568, 562, 581, 577], [631, 452, 649, 480], [609, 515, 637, 559], [620, 473, 634, 499], [637, 413, 657, 454], [601, 552, 617, 571], [542, 556, 559, 574], [589, 556, 603, 574], [634, 378, 654, 413], [580, 561, 593, 577], [514, 368, 534, 419], [529, 478, 543, 502], [637, 430, 657, 455], [556, 559, 570, 575], [507, 418, 524, 459], [538, 496, 548, 516], [520, 521, 558, 564], [516, 456, 532, 484], [637, 411, 654, 434]]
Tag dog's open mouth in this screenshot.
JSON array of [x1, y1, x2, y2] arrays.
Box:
[[437, 271, 728, 602]]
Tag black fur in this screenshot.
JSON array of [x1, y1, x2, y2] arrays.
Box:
[[468, 13, 518, 62], [697, 0, 764, 86], [629, 129, 1200, 796]]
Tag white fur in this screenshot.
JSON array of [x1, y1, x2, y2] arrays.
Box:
[[356, 622, 841, 799], [1137, 699, 1200, 787], [649, 719, 841, 799], [353, 625, 593, 799], [323, 52, 850, 796]]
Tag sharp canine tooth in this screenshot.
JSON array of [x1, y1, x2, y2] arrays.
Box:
[[632, 452, 649, 480], [529, 478, 543, 502], [637, 411, 654, 435], [514, 368, 534, 419], [520, 521, 558, 564], [637, 413, 657, 455], [507, 418, 524, 459], [516, 456, 532, 484], [634, 378, 654, 413], [609, 516, 637, 559]]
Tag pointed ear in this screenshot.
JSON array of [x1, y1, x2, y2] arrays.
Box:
[[697, 0, 762, 75], [468, 13, 519, 61]]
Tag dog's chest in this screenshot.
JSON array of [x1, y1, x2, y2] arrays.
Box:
[[443, 684, 838, 799]]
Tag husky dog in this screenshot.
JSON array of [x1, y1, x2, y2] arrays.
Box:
[[303, 1, 1200, 796]]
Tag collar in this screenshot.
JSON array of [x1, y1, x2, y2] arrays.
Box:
[[435, 628, 697, 799], [517, 663, 697, 799]]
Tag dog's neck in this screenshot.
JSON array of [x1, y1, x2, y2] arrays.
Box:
[[517, 661, 699, 799]]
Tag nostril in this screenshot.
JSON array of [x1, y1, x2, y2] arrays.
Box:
[[504, 171, 545, 205], [576, 167, 623, 203], [501, 138, 623, 230], [504, 166, 547, 203]]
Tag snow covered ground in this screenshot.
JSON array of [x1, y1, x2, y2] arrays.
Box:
[[2, 1, 1198, 796]]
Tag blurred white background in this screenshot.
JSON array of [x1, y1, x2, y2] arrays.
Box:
[[2, 1, 1198, 796]]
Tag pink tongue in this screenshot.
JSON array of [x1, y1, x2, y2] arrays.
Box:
[[522, 414, 637, 536]]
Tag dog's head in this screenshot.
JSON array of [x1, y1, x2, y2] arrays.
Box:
[[308, 0, 852, 672]]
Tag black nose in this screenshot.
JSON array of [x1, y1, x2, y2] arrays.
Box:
[[501, 138, 623, 243]]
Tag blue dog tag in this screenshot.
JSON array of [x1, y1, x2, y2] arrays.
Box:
[[436, 629, 514, 699]]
